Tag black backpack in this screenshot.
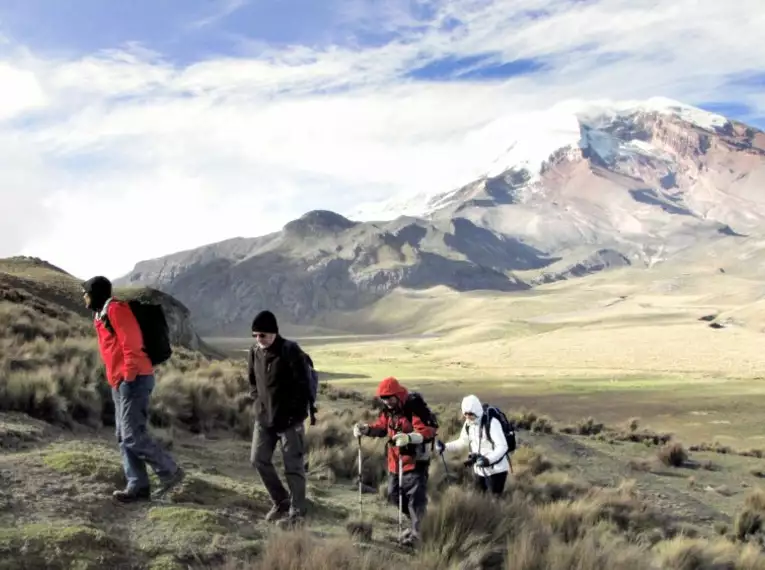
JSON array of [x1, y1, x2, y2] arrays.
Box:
[[465, 404, 517, 460], [104, 300, 172, 366], [400, 391, 439, 447], [281, 341, 319, 406]]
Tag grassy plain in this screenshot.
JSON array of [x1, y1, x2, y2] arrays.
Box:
[[215, 257, 765, 449]]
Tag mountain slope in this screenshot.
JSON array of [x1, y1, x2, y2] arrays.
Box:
[[117, 98, 765, 335], [0, 256, 220, 356], [118, 212, 536, 334]]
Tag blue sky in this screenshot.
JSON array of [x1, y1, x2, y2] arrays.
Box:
[[0, 0, 431, 63], [1, 0, 390, 68], [0, 0, 764, 278]]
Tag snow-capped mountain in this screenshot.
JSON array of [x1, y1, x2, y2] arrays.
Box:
[[118, 97, 765, 333], [350, 97, 742, 220]]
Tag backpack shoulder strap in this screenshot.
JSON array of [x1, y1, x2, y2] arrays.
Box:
[[483, 409, 495, 447]]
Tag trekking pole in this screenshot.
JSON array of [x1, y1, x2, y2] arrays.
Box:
[[357, 436, 363, 519], [398, 453, 403, 538], [440, 451, 450, 479]]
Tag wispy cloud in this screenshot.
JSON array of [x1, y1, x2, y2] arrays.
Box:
[[187, 0, 249, 30], [0, 0, 764, 279]]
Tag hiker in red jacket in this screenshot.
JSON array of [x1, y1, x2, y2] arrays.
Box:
[[82, 276, 184, 503], [353, 377, 438, 545]]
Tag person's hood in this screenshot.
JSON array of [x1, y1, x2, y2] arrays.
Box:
[[375, 376, 408, 403], [461, 395, 483, 419], [81, 276, 112, 313]]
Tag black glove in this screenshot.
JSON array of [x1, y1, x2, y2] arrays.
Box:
[[435, 440, 445, 454], [475, 455, 488, 467], [464, 453, 478, 467]]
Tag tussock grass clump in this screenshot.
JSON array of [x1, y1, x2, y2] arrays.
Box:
[[416, 474, 672, 569], [150, 363, 253, 436], [656, 536, 765, 569], [690, 441, 734, 455], [612, 427, 673, 446], [657, 442, 689, 468], [690, 441, 765, 459], [300, 407, 411, 487], [513, 446, 554, 476], [244, 529, 395, 570], [561, 417, 605, 436], [345, 520, 374, 542], [733, 488, 765, 541], [418, 486, 531, 566], [510, 471, 592, 505], [505, 528, 650, 570]]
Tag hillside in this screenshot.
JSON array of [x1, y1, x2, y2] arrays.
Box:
[[0, 256, 221, 357], [116, 98, 765, 335], [5, 265, 765, 568]]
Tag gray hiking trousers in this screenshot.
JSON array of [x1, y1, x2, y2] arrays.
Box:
[[112, 374, 178, 490], [387, 466, 429, 535], [250, 421, 307, 514]]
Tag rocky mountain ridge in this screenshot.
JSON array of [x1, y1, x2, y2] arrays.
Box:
[[116, 99, 765, 335]]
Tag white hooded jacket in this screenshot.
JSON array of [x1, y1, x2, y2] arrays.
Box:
[[444, 395, 510, 476]]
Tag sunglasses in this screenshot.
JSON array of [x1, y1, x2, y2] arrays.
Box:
[[252, 333, 271, 339]]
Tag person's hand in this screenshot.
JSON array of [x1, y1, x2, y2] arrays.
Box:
[[392, 432, 423, 447], [392, 432, 410, 447], [435, 440, 445, 454], [353, 423, 369, 438], [475, 455, 488, 467]]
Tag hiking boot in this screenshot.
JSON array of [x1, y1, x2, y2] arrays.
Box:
[[265, 500, 290, 522], [398, 528, 419, 547], [113, 486, 151, 503], [277, 509, 306, 529], [152, 467, 185, 500]]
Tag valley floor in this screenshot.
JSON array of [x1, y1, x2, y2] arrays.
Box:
[[208, 261, 765, 450]]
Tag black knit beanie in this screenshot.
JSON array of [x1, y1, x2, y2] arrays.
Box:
[[82, 276, 112, 312], [251, 310, 278, 334]]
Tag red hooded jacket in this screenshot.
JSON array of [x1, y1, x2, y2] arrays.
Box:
[[95, 300, 154, 387], [367, 377, 438, 474]]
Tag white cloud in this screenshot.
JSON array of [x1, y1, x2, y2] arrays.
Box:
[[1, 0, 764, 279], [0, 62, 46, 119]]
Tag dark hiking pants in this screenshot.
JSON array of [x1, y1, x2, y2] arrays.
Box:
[[251, 421, 307, 514], [112, 375, 178, 491], [473, 471, 508, 496], [387, 467, 428, 535]]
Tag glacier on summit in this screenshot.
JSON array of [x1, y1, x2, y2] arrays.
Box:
[[349, 97, 732, 221]]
